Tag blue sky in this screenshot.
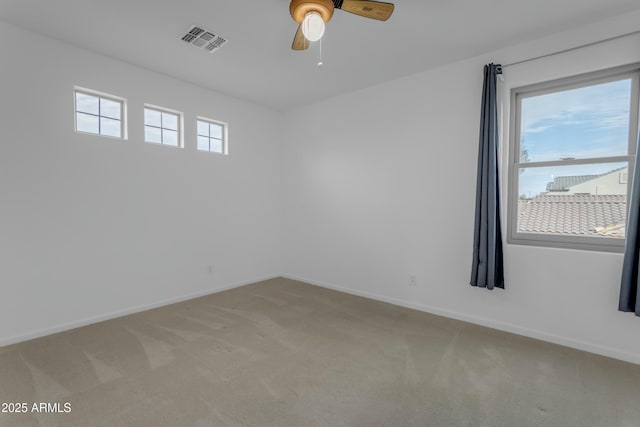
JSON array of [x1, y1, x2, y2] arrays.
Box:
[[517, 78, 632, 198]]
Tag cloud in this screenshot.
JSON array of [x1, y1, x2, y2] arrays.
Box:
[[520, 79, 631, 135], [524, 124, 553, 134]]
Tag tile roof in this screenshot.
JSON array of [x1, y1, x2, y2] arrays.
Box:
[[545, 167, 627, 192], [546, 174, 599, 192], [518, 194, 626, 237]]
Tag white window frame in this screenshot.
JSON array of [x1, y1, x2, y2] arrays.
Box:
[[196, 117, 228, 155], [508, 65, 640, 253], [74, 87, 127, 139], [143, 104, 184, 148]]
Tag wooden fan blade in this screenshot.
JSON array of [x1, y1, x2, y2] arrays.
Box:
[[292, 24, 309, 50], [337, 0, 394, 21]]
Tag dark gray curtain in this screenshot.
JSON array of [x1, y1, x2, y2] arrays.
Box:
[[470, 63, 504, 290], [619, 137, 640, 315]]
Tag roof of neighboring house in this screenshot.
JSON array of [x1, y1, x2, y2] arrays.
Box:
[[518, 194, 626, 237], [545, 166, 627, 192], [546, 174, 599, 192]]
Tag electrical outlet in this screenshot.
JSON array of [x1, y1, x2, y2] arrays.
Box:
[[409, 274, 417, 286]]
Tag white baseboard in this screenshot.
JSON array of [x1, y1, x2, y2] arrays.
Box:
[[0, 274, 280, 347], [282, 274, 640, 366]]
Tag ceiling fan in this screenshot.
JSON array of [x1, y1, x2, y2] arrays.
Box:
[[290, 0, 394, 50]]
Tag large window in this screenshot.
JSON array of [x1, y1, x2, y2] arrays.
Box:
[[509, 66, 640, 252], [197, 118, 227, 154], [144, 105, 182, 147], [75, 88, 125, 138]]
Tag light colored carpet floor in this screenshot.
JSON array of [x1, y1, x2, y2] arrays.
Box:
[[1, 277, 639, 427]]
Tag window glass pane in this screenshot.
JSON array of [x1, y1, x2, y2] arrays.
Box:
[[100, 98, 121, 120], [162, 112, 178, 131], [197, 136, 210, 151], [197, 120, 209, 137], [517, 162, 628, 238], [145, 125, 162, 143], [76, 112, 99, 134], [163, 129, 178, 146], [76, 93, 99, 115], [100, 117, 121, 137], [520, 79, 631, 163], [210, 138, 222, 154], [210, 123, 223, 139], [144, 108, 162, 127]]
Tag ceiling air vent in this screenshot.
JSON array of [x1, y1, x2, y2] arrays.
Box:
[[181, 25, 227, 53]]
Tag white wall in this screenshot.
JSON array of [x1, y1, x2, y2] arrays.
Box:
[[0, 21, 282, 344], [282, 12, 640, 363]]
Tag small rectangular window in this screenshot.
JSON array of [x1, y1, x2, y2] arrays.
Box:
[[196, 118, 227, 154], [144, 105, 183, 148], [75, 88, 126, 139], [508, 66, 640, 252], [620, 171, 628, 184]]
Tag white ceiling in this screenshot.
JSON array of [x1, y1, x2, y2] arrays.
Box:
[[2, 0, 640, 111]]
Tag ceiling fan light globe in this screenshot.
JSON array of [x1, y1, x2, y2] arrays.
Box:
[[301, 11, 325, 42]]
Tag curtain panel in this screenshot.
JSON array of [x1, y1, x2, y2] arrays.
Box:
[[470, 63, 504, 290]]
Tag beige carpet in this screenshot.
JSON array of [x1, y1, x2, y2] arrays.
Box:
[[1, 278, 639, 427]]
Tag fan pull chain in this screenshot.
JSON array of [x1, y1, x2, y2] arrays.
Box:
[[318, 38, 323, 68]]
